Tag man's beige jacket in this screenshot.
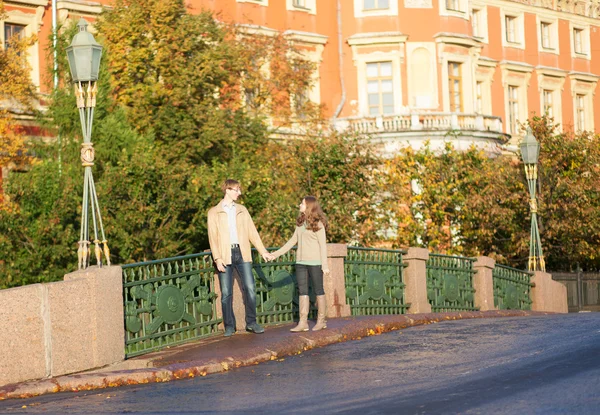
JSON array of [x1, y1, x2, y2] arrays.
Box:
[[207, 201, 267, 265]]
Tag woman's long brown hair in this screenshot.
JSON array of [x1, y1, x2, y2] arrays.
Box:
[[296, 196, 328, 232]]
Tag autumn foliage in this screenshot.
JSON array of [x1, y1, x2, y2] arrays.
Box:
[[0, 0, 38, 179], [2, 0, 600, 287]]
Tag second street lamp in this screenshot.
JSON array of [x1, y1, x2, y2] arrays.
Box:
[[66, 19, 110, 270], [520, 127, 545, 272]]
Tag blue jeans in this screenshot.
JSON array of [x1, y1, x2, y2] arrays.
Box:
[[218, 246, 257, 329]]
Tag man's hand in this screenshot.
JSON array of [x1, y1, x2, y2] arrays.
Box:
[[323, 269, 331, 278], [215, 259, 226, 273], [262, 252, 275, 262]]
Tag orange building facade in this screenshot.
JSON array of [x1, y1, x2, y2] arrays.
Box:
[[2, 0, 600, 158]]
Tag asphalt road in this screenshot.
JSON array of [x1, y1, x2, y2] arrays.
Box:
[[1, 313, 599, 414]]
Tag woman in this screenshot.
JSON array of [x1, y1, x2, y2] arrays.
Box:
[[271, 196, 330, 332]]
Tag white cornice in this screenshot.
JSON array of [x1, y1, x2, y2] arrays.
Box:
[[569, 71, 600, 82], [536, 66, 568, 78], [499, 60, 534, 73], [57, 0, 103, 15], [347, 32, 408, 46], [237, 23, 279, 37], [434, 32, 482, 48], [4, 0, 47, 7], [283, 30, 328, 45], [477, 56, 498, 68]]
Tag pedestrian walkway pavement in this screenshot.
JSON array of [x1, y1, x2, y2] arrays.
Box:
[[0, 310, 550, 400]]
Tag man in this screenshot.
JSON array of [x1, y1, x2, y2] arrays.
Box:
[[207, 179, 273, 337]]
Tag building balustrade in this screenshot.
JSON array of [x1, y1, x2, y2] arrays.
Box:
[[510, 0, 600, 18], [337, 113, 504, 135]]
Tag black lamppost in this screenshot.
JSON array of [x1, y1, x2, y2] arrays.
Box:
[[66, 19, 110, 269], [520, 127, 545, 272]]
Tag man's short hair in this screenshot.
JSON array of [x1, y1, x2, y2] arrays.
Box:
[[222, 179, 240, 194]]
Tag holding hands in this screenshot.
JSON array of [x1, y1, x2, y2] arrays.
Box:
[[262, 252, 276, 262]]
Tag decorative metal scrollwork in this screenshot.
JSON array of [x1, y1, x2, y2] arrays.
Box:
[[504, 285, 518, 309], [125, 274, 216, 334], [262, 269, 295, 310], [442, 274, 460, 303]]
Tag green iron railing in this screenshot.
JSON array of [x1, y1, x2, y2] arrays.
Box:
[[492, 265, 533, 310], [426, 254, 478, 312], [122, 248, 306, 358], [344, 247, 409, 315], [122, 253, 221, 358], [253, 248, 303, 326]]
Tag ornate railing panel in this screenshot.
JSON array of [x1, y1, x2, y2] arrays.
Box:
[[492, 265, 533, 310], [253, 248, 301, 326], [426, 254, 478, 312], [344, 247, 409, 315], [122, 253, 221, 358]]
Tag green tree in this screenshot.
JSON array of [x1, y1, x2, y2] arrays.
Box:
[[530, 116, 600, 270], [0, 0, 38, 182], [382, 143, 528, 264]]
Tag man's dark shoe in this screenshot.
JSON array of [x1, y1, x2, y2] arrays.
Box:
[[224, 327, 235, 337], [245, 322, 264, 334]]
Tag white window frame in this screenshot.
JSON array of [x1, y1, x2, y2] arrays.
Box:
[[470, 6, 488, 43], [356, 55, 402, 116], [366, 61, 395, 116], [348, 33, 406, 115], [536, 16, 559, 54], [286, 0, 316, 14], [284, 31, 327, 107], [437, 39, 478, 113], [537, 67, 566, 131], [501, 10, 525, 50], [475, 58, 495, 116], [500, 61, 533, 136], [570, 72, 598, 132], [570, 23, 590, 59], [507, 85, 520, 135], [439, 0, 469, 19], [354, 0, 398, 17], [0, 8, 43, 89]]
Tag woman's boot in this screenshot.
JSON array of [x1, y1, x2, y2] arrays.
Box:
[[291, 295, 310, 332], [312, 295, 327, 331]]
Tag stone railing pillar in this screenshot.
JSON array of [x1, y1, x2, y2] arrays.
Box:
[[62, 266, 125, 373], [473, 256, 497, 311], [404, 247, 431, 314], [0, 266, 124, 387], [531, 271, 568, 313], [326, 243, 351, 318]]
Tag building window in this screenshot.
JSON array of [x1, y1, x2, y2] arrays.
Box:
[[573, 28, 584, 54], [367, 61, 394, 116], [508, 85, 519, 134], [505, 16, 517, 43], [448, 62, 462, 112], [475, 81, 483, 114], [446, 0, 460, 11], [364, 0, 389, 10], [576, 94, 586, 131], [472, 9, 481, 38], [4, 23, 25, 49], [540, 22, 551, 49], [293, 0, 307, 7], [542, 89, 553, 118]]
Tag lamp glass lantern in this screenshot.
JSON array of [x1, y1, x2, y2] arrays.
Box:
[[66, 19, 102, 83], [520, 127, 540, 165]]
